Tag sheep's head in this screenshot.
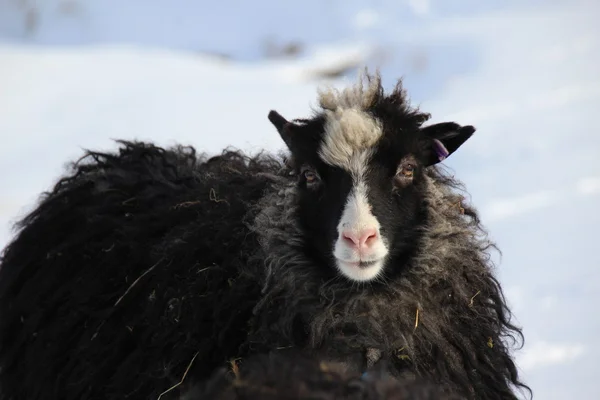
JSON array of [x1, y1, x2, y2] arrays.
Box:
[[268, 72, 475, 283]]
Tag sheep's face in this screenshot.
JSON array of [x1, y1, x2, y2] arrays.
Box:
[[293, 134, 425, 283], [268, 75, 474, 282]]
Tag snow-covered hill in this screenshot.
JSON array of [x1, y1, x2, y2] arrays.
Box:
[[1, 0, 599, 398]]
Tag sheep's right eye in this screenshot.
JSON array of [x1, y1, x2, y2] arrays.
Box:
[[301, 168, 321, 188], [304, 170, 317, 182]]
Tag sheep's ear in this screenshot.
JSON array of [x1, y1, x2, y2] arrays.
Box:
[[268, 110, 322, 158], [268, 110, 296, 151], [420, 122, 475, 166]]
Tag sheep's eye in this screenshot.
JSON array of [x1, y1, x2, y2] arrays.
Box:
[[394, 163, 416, 188], [302, 169, 320, 186], [400, 164, 415, 178]]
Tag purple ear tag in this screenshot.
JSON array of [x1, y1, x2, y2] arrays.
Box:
[[432, 139, 449, 161]]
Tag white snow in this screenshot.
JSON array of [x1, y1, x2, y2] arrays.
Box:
[[1, 0, 599, 398]]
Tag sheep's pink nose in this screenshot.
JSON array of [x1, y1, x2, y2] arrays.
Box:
[[342, 228, 378, 249]]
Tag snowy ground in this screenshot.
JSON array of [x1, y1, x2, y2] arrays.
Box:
[[1, 0, 599, 398]]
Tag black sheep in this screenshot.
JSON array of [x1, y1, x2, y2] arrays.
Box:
[[0, 71, 530, 400]]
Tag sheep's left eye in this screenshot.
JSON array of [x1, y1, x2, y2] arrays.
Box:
[[394, 163, 416, 188], [400, 164, 414, 177], [304, 171, 317, 182]]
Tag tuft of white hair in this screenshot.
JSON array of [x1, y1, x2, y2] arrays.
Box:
[[317, 69, 382, 112]]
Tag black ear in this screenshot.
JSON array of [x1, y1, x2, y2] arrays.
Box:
[[268, 110, 294, 150], [268, 109, 326, 164], [268, 110, 320, 156], [420, 122, 475, 166]]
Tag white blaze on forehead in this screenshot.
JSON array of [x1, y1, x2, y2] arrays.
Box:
[[316, 70, 384, 174], [317, 108, 383, 175]]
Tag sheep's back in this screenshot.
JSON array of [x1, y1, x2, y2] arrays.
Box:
[[0, 141, 283, 400]]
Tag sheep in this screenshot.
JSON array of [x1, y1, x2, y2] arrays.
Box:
[[182, 350, 462, 400], [0, 71, 530, 400]]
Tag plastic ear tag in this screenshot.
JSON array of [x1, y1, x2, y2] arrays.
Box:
[[432, 139, 449, 161]]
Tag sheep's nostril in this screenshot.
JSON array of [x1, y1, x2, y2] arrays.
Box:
[[342, 231, 359, 246], [359, 228, 377, 248], [362, 229, 377, 247]]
